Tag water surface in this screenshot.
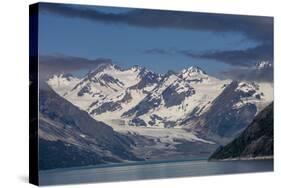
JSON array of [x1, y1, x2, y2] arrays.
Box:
[[39, 159, 273, 185]]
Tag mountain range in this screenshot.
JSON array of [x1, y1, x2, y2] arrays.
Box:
[[47, 61, 273, 143], [41, 61, 273, 169]]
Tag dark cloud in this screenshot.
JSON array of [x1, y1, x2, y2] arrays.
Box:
[[39, 55, 112, 81], [178, 43, 273, 67], [221, 67, 273, 82], [40, 3, 273, 43], [144, 43, 273, 67], [40, 3, 273, 67]]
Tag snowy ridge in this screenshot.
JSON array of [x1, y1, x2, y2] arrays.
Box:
[[47, 73, 80, 96], [47, 63, 273, 143]]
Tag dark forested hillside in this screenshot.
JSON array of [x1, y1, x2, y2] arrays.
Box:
[[209, 102, 273, 160]]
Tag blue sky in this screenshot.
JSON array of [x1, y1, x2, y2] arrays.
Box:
[[38, 3, 273, 76]]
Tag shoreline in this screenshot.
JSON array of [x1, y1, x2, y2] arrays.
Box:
[[40, 157, 208, 173], [209, 156, 273, 162], [40, 156, 274, 173]]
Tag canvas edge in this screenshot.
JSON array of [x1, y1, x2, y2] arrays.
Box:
[[29, 2, 39, 186]]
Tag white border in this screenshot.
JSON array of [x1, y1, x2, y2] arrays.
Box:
[[0, 0, 280, 187]]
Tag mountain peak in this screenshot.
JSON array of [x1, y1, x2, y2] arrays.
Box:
[[180, 66, 207, 79], [129, 65, 144, 72], [187, 66, 206, 74], [87, 63, 122, 78], [92, 63, 113, 71]]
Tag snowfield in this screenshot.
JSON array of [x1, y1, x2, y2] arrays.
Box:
[[47, 62, 273, 145]]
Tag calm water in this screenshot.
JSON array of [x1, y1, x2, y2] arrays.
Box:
[[39, 159, 273, 185]]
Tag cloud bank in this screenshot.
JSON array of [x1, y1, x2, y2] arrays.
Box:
[[178, 44, 273, 67], [39, 55, 112, 80], [144, 43, 273, 67], [40, 3, 273, 43], [40, 3, 273, 68], [221, 67, 273, 82]]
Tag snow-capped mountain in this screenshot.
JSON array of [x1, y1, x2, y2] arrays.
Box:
[[256, 61, 273, 70], [187, 80, 272, 143], [121, 68, 232, 129], [47, 63, 273, 143], [47, 73, 80, 96], [179, 66, 208, 83]]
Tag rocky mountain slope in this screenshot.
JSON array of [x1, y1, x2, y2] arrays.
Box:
[[48, 62, 273, 144], [39, 88, 142, 170], [187, 80, 269, 143], [209, 102, 273, 160], [39, 88, 219, 170]]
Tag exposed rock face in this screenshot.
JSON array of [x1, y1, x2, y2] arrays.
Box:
[[91, 101, 122, 115], [130, 69, 161, 90], [122, 94, 162, 117], [162, 80, 195, 107], [209, 102, 273, 160]]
